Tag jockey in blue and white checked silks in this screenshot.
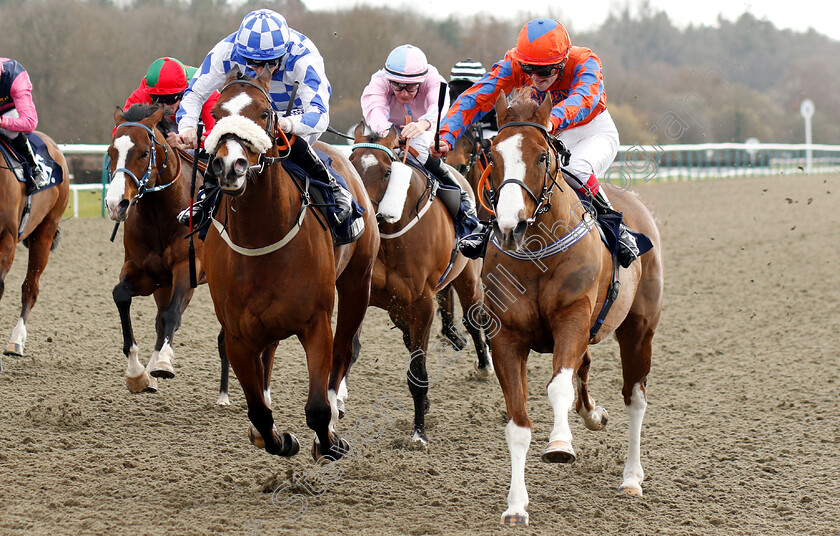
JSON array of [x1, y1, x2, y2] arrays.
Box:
[[176, 9, 331, 146]]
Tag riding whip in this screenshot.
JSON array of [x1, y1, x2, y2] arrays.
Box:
[[188, 121, 204, 289], [434, 81, 447, 151]]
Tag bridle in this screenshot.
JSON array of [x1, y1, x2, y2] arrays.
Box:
[[490, 120, 570, 224], [110, 121, 173, 203]]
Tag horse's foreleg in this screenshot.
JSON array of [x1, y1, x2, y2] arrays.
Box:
[[216, 328, 230, 405], [436, 284, 467, 351], [615, 313, 654, 496], [543, 313, 591, 465], [114, 278, 156, 393], [451, 263, 492, 376], [574, 348, 609, 431], [406, 295, 435, 445], [491, 330, 532, 527], [227, 336, 299, 457], [302, 311, 349, 462]]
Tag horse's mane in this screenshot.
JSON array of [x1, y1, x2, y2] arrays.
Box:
[[122, 104, 160, 122], [505, 88, 541, 122]]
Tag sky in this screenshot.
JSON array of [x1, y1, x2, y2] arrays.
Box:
[[299, 0, 840, 42]]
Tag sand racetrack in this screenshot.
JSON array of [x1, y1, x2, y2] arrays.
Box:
[[1, 173, 839, 536]]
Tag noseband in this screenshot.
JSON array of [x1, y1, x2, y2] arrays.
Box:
[[110, 121, 173, 201], [492, 121, 567, 224]]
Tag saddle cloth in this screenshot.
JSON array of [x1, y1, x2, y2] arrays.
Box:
[[0, 133, 64, 194]]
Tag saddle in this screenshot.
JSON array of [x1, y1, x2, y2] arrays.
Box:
[[0, 133, 63, 194], [282, 148, 365, 247]]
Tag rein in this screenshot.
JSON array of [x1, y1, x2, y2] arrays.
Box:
[[111, 121, 175, 202]]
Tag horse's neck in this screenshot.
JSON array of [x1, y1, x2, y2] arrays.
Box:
[[401, 169, 430, 220], [224, 159, 300, 234], [530, 187, 587, 242], [156, 142, 181, 186]]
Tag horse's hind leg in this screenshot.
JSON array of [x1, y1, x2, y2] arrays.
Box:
[[113, 275, 157, 393], [6, 220, 61, 356], [217, 327, 230, 405], [574, 348, 609, 431], [226, 336, 299, 457], [0, 230, 20, 356], [436, 284, 467, 351], [149, 267, 196, 379], [332, 261, 373, 421], [614, 313, 654, 496], [451, 262, 492, 376]]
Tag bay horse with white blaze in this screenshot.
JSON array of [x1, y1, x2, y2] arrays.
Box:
[[105, 105, 228, 401], [203, 67, 378, 460], [482, 89, 663, 526], [0, 130, 69, 373], [349, 123, 490, 444]]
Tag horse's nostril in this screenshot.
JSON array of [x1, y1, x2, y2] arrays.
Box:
[[514, 220, 528, 239], [118, 199, 129, 212], [233, 158, 248, 176], [211, 159, 224, 177]]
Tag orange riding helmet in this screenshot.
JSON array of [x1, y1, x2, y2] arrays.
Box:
[[512, 18, 571, 65]]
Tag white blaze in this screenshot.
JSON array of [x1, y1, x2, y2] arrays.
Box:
[[494, 134, 526, 232]]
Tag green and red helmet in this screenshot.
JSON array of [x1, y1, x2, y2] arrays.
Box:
[[143, 57, 189, 95]]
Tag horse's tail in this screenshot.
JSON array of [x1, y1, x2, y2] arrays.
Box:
[[22, 225, 61, 251]]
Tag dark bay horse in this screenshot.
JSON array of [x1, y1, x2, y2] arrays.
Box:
[[349, 123, 490, 444], [0, 131, 69, 373], [202, 67, 378, 461], [105, 105, 228, 401], [481, 89, 663, 526]]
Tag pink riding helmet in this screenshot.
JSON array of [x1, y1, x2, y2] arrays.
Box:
[[383, 44, 428, 84]]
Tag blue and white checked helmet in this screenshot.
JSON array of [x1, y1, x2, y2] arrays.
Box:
[[234, 9, 290, 61]]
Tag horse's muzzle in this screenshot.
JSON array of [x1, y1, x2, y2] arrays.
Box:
[[492, 219, 528, 251]]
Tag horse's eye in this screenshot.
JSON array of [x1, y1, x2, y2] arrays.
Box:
[[260, 110, 271, 120], [142, 150, 150, 159], [539, 153, 548, 165]]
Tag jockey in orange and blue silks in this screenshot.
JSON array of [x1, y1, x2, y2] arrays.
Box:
[[0, 58, 49, 189], [432, 18, 640, 267]]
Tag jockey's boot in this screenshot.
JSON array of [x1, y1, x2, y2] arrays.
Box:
[[177, 170, 219, 227], [11, 133, 48, 188], [590, 187, 640, 268], [425, 157, 488, 259], [288, 136, 352, 224]]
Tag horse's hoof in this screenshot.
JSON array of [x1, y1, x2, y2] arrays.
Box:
[[311, 435, 348, 462], [412, 429, 428, 446], [500, 512, 529, 526], [473, 360, 494, 378], [216, 392, 230, 406], [4, 342, 23, 357], [279, 433, 300, 457], [149, 361, 175, 379], [248, 425, 266, 449], [583, 406, 609, 431], [126, 372, 157, 393], [619, 485, 643, 496], [541, 440, 576, 464]]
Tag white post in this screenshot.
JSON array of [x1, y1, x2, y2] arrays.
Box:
[[73, 188, 79, 218], [800, 99, 814, 174]]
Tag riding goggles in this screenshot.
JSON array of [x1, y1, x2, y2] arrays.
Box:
[[520, 62, 564, 77], [390, 81, 421, 93], [247, 58, 280, 71], [150, 92, 184, 105]]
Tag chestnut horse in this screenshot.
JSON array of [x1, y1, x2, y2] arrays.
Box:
[[0, 131, 69, 373], [202, 67, 378, 460], [481, 90, 663, 526], [349, 124, 490, 444], [105, 105, 228, 401]]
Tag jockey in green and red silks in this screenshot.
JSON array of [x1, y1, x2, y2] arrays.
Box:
[[432, 18, 640, 267], [0, 58, 49, 189]]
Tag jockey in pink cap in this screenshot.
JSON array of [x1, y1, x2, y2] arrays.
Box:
[[361, 44, 486, 255]]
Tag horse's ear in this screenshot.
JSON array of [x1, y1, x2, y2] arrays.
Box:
[[383, 126, 398, 146], [257, 64, 273, 90], [494, 92, 508, 126], [353, 120, 367, 142], [226, 64, 242, 83], [114, 106, 125, 125], [535, 93, 553, 127]]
